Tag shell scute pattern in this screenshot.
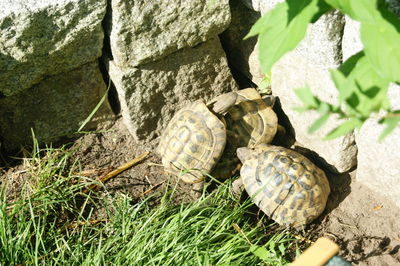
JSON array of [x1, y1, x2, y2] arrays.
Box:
[[225, 88, 278, 148], [158, 101, 226, 183], [237, 144, 331, 227]]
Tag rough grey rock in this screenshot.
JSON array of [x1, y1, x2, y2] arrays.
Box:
[[108, 37, 238, 141], [356, 114, 400, 209], [108, 0, 231, 67], [0, 61, 112, 150], [0, 0, 106, 96], [240, 0, 283, 14], [342, 17, 362, 61], [271, 11, 358, 173], [220, 0, 263, 85]]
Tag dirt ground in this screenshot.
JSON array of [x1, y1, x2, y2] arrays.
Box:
[[1, 118, 399, 265]]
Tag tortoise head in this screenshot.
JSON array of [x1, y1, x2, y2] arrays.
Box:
[[236, 147, 253, 162]]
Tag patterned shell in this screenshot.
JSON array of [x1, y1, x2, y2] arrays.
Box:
[[237, 144, 331, 227], [158, 100, 226, 183], [225, 88, 278, 148]]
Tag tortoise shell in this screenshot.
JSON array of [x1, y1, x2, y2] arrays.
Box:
[[158, 100, 226, 183], [225, 88, 278, 148], [237, 144, 331, 227], [211, 88, 278, 180]]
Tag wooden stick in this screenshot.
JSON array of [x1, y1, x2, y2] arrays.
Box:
[[138, 181, 165, 198], [291, 237, 340, 266], [82, 151, 150, 193]]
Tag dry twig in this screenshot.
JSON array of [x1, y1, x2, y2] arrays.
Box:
[[82, 151, 150, 194]]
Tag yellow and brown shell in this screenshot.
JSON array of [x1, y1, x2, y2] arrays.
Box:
[[225, 88, 278, 148], [158, 100, 226, 183], [237, 144, 331, 228]]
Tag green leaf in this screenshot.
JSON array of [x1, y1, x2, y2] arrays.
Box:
[[324, 0, 357, 19], [331, 53, 390, 116], [293, 106, 311, 113], [311, 1, 332, 23], [259, 74, 272, 95], [324, 117, 364, 140], [248, 0, 321, 73], [77, 86, 109, 132], [378, 112, 400, 140], [309, 113, 330, 133], [244, 2, 286, 40], [278, 243, 286, 254], [250, 245, 269, 260], [361, 21, 400, 83], [294, 86, 319, 108]]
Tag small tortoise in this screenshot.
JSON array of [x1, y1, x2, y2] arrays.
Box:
[[211, 88, 278, 179], [157, 97, 234, 183], [237, 144, 331, 228], [158, 88, 279, 182], [224, 88, 278, 148]]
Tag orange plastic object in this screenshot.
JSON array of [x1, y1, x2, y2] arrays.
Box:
[[291, 237, 340, 266]]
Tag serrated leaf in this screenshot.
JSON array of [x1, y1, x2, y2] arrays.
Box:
[[324, 118, 364, 140], [252, 0, 321, 73], [294, 86, 319, 108], [378, 114, 400, 141], [250, 245, 269, 260], [309, 113, 330, 133]]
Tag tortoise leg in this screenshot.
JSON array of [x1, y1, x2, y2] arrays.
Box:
[[230, 177, 244, 199], [190, 181, 204, 199]]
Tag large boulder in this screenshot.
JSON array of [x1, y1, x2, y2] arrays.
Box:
[[107, 0, 231, 67], [355, 110, 400, 209], [0, 61, 112, 150], [108, 37, 238, 141], [271, 10, 357, 173], [0, 0, 106, 97]]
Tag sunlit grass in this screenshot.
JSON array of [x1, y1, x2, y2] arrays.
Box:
[[0, 143, 295, 265]]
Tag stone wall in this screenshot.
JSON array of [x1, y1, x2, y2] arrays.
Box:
[[0, 0, 237, 150]]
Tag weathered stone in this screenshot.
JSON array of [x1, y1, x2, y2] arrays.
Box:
[[240, 0, 283, 14], [108, 37, 238, 141], [0, 0, 106, 96], [0, 61, 112, 151], [271, 11, 357, 173], [108, 0, 231, 67], [356, 113, 400, 209], [342, 17, 362, 61], [220, 0, 263, 85]]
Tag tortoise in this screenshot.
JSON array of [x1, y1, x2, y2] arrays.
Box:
[[236, 144, 331, 228], [157, 98, 231, 184], [158, 88, 279, 183], [210, 88, 278, 179]]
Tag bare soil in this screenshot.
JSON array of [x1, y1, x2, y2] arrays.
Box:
[[1, 118, 399, 265]]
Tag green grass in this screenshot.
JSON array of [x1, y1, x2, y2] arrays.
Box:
[[0, 144, 295, 265]]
